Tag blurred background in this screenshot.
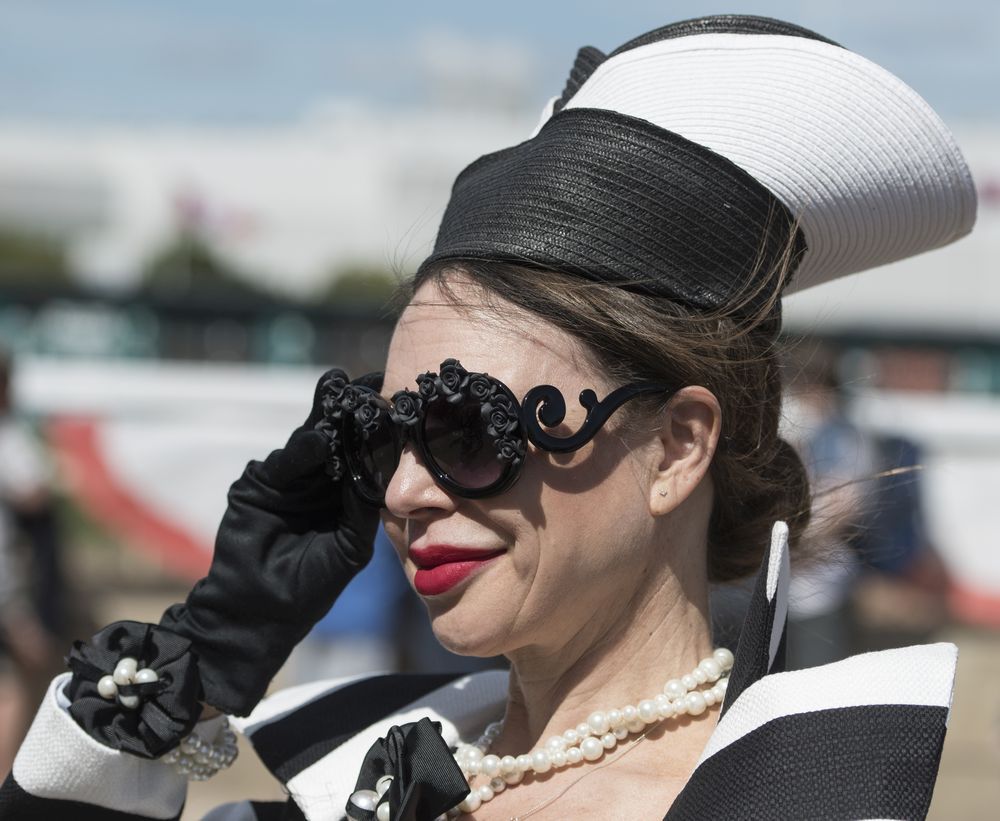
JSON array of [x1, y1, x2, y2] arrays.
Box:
[[0, 1, 997, 816]]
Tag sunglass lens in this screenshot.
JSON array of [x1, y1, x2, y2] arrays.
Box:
[[344, 403, 400, 503], [422, 398, 504, 490]]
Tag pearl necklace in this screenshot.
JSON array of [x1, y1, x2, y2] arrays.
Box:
[[449, 648, 733, 816]]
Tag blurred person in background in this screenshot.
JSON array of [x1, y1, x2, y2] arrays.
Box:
[[0, 351, 59, 775], [850, 429, 950, 643], [783, 347, 876, 669]]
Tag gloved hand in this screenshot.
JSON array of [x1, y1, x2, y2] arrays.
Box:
[[160, 369, 381, 716]]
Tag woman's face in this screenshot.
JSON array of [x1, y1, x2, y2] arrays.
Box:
[[380, 276, 664, 658]]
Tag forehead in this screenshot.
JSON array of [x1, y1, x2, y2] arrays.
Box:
[[383, 278, 595, 398]]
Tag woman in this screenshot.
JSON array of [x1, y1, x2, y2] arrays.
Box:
[[1, 14, 976, 821]]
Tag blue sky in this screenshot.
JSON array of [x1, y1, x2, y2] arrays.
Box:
[[2, 0, 997, 122]]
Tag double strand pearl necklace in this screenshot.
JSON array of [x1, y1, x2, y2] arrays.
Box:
[[449, 648, 733, 816]]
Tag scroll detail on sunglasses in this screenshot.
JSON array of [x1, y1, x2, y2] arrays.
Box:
[[316, 358, 674, 505]]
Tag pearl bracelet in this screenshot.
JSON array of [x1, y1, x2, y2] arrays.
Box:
[[161, 716, 239, 781]]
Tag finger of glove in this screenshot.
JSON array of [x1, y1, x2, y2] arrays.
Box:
[[261, 369, 386, 490], [330, 479, 381, 569], [302, 368, 382, 429], [260, 429, 329, 490], [302, 367, 350, 429], [353, 371, 384, 393]]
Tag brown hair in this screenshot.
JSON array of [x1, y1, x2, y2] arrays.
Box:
[[402, 254, 811, 583]]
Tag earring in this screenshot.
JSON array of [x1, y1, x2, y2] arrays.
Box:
[[657, 489, 668, 497]]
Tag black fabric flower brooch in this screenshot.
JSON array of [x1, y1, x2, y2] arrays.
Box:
[[65, 620, 203, 759]]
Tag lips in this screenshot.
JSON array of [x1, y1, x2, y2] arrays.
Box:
[[409, 545, 506, 596]]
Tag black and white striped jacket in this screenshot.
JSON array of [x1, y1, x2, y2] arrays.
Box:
[[1, 524, 956, 820]]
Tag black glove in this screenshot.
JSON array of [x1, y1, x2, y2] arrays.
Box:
[[160, 369, 381, 716]]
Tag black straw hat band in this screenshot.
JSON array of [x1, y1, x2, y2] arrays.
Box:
[[423, 108, 806, 314]]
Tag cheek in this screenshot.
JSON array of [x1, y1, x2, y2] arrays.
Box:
[[512, 445, 654, 591]]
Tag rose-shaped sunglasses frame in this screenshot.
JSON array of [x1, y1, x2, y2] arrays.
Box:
[[318, 359, 673, 505]]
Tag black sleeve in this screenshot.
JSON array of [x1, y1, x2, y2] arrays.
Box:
[[0, 772, 180, 821]]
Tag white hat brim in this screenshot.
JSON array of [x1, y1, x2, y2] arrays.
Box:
[[555, 33, 977, 293]]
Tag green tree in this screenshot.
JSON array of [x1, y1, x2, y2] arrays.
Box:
[[0, 227, 71, 287], [143, 231, 265, 299], [321, 264, 399, 309]]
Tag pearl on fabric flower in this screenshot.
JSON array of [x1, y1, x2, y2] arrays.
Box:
[[118, 694, 140, 710], [113, 657, 138, 686], [376, 775, 394, 796], [348, 789, 380, 813], [714, 648, 735, 670], [97, 675, 118, 700], [580, 736, 604, 762], [133, 668, 159, 685], [375, 801, 391, 821]]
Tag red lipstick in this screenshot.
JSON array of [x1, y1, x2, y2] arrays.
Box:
[[409, 545, 506, 596]]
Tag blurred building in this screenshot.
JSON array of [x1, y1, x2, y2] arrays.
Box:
[[0, 104, 532, 297]]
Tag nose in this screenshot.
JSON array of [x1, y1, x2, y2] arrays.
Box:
[[383, 441, 458, 519]]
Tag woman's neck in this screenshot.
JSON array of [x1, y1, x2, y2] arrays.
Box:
[[497, 565, 715, 754]]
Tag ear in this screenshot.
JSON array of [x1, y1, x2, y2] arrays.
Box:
[[648, 386, 722, 516]]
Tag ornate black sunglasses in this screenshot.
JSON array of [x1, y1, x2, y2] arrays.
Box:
[[317, 359, 674, 505]]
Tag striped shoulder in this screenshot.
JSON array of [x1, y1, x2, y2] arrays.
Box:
[[668, 642, 958, 820], [234, 670, 509, 821]]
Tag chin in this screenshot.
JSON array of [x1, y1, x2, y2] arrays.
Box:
[[425, 600, 512, 659]]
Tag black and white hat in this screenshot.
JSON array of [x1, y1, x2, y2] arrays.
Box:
[[422, 15, 977, 315]]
